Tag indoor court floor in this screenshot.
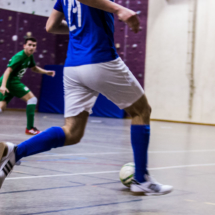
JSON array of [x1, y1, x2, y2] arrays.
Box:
[[0, 111, 215, 215]]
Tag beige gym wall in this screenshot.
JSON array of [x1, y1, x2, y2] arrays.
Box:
[[145, 0, 215, 124]]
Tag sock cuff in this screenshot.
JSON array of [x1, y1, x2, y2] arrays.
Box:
[[47, 127, 66, 147], [15, 126, 66, 162], [27, 97, 38, 105], [131, 125, 150, 133]]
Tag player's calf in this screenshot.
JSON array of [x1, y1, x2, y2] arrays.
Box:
[[62, 111, 89, 146], [125, 95, 153, 184], [62, 125, 85, 146], [0, 101, 7, 113], [25, 97, 41, 135]]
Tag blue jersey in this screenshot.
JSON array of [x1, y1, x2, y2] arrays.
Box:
[[54, 0, 119, 67]]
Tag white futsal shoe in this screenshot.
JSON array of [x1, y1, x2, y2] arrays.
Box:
[[0, 142, 16, 188], [130, 174, 173, 196]]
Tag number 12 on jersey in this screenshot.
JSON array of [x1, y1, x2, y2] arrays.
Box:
[[64, 0, 82, 32]]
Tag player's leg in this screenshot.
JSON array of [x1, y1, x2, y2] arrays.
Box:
[[7, 81, 39, 135], [75, 58, 172, 195], [62, 111, 89, 146], [0, 66, 97, 188], [20, 91, 40, 135], [124, 94, 151, 179], [15, 111, 89, 161], [125, 97, 172, 195], [0, 101, 7, 113], [0, 79, 5, 113], [0, 89, 14, 113], [0, 111, 89, 188]]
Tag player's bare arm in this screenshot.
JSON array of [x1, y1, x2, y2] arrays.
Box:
[[46, 10, 69, 34], [0, 67, 13, 95], [77, 0, 140, 33], [31, 66, 55, 77]]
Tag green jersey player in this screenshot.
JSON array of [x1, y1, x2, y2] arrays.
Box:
[[0, 37, 55, 135]]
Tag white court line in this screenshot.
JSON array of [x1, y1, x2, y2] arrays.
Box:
[[6, 163, 215, 181], [81, 143, 130, 151], [149, 149, 215, 153], [148, 163, 215, 170], [0, 134, 22, 137], [32, 149, 215, 157], [32, 152, 131, 157]]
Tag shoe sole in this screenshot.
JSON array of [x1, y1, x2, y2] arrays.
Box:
[[132, 189, 173, 196], [0, 142, 6, 161], [25, 133, 38, 135]]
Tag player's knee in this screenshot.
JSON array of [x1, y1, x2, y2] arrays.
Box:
[[63, 126, 85, 145], [136, 104, 151, 121], [143, 104, 152, 117], [27, 97, 37, 105], [0, 104, 6, 112], [65, 133, 83, 145], [128, 102, 151, 119]]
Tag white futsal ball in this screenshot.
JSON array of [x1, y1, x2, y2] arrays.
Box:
[[119, 162, 135, 187]]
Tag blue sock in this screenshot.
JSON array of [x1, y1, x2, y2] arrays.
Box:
[[131, 125, 150, 183], [16, 127, 65, 162]]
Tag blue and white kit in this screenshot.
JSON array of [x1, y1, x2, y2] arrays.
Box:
[[54, 0, 144, 117]]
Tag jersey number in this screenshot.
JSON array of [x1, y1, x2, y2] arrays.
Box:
[[64, 0, 82, 32]]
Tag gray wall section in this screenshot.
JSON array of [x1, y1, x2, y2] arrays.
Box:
[[0, 0, 148, 109]]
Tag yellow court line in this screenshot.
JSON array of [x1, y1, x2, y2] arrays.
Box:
[[205, 202, 215, 206], [13, 171, 29, 174], [126, 117, 215, 126], [150, 119, 215, 126]]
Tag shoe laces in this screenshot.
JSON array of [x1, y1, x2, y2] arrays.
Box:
[[131, 179, 141, 185], [145, 174, 160, 184], [148, 183, 161, 192]]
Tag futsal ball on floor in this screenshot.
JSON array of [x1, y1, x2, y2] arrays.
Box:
[[119, 162, 135, 187]]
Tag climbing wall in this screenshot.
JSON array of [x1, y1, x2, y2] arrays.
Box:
[[115, 0, 148, 86], [0, 0, 56, 17], [0, 0, 148, 109]]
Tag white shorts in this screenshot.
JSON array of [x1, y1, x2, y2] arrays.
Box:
[[64, 57, 144, 118]]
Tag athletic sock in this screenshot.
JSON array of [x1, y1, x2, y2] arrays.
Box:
[[131, 125, 150, 183], [26, 97, 38, 129], [16, 127, 65, 162], [26, 104, 36, 129]]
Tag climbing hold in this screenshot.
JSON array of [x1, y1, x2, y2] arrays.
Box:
[[26, 32, 32, 37], [12, 35, 18, 41], [115, 43, 120, 49]]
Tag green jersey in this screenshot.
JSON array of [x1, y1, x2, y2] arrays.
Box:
[[0, 50, 36, 103], [7, 50, 36, 80]]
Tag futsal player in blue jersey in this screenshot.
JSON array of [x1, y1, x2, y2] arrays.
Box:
[[0, 0, 173, 195]]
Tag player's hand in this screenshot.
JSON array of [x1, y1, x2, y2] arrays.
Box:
[[117, 8, 140, 33], [0, 86, 9, 96], [46, 70, 55, 77]]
